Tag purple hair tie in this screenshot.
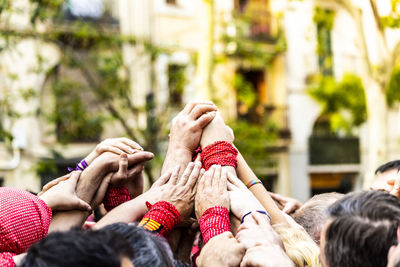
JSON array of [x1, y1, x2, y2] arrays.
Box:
[[68, 159, 88, 172], [80, 160, 88, 169]]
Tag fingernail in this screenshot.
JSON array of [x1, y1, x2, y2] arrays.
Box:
[[189, 162, 194, 166], [201, 168, 205, 174], [121, 154, 128, 159], [195, 161, 202, 167]]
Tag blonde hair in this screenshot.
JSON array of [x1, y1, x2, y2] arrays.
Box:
[[272, 223, 321, 267]]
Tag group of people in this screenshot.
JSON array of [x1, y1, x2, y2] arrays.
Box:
[[1, 101, 400, 267]]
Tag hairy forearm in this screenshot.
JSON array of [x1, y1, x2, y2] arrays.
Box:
[[236, 152, 286, 225], [49, 156, 113, 232], [161, 146, 193, 175]]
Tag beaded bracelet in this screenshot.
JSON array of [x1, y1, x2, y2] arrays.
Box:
[[68, 159, 89, 172], [241, 210, 272, 224], [246, 178, 263, 189]]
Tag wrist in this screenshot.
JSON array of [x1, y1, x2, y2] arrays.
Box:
[[39, 195, 53, 209], [166, 143, 193, 158]]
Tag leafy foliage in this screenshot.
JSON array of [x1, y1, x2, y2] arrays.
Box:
[[308, 74, 367, 134], [229, 119, 278, 167], [386, 66, 400, 107]]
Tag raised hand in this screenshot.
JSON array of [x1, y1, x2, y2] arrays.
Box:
[[269, 192, 302, 214], [84, 137, 143, 165], [200, 111, 234, 148], [146, 161, 203, 221], [195, 165, 230, 220], [236, 212, 282, 250], [197, 232, 246, 267], [39, 171, 91, 212], [169, 102, 217, 152], [227, 172, 265, 220]]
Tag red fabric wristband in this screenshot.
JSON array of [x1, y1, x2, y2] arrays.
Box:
[[199, 206, 230, 244], [200, 141, 238, 170], [138, 201, 180, 237], [0, 252, 16, 267], [0, 188, 52, 254], [103, 186, 131, 212]]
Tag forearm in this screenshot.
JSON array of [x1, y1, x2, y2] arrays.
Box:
[[49, 157, 112, 232], [236, 152, 286, 225], [94, 194, 148, 229], [161, 146, 192, 175]]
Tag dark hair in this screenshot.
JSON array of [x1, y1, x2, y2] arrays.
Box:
[[103, 223, 176, 267], [20, 228, 133, 267], [323, 190, 400, 267], [375, 160, 400, 174], [324, 216, 398, 267], [328, 190, 400, 219], [293, 192, 343, 244]]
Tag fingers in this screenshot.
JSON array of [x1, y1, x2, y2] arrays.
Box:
[[92, 173, 112, 208], [195, 168, 206, 192], [119, 137, 143, 151], [211, 165, 222, 187], [182, 101, 215, 115], [65, 171, 82, 189], [74, 198, 92, 212], [204, 166, 215, 188], [97, 144, 126, 155], [227, 181, 236, 191], [227, 171, 245, 189], [190, 104, 218, 120], [187, 161, 202, 187], [282, 202, 297, 214], [153, 169, 173, 187], [196, 111, 217, 129], [117, 153, 128, 176], [42, 173, 71, 192], [251, 211, 269, 226], [219, 167, 228, 190], [196, 169, 206, 193], [113, 142, 137, 154], [178, 162, 195, 186], [168, 164, 181, 185], [127, 151, 154, 166], [126, 163, 144, 178]]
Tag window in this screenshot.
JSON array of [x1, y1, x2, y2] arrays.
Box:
[[315, 8, 334, 76], [166, 0, 177, 5], [168, 64, 186, 106], [235, 69, 267, 123]]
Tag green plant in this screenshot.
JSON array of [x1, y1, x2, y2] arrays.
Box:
[[308, 73, 367, 134]]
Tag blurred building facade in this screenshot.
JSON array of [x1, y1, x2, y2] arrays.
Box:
[[1, 0, 400, 201]]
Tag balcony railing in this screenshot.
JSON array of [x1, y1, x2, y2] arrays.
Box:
[[233, 1, 279, 43], [308, 136, 360, 165]]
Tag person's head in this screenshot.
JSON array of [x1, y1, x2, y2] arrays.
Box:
[[320, 190, 400, 267], [321, 216, 398, 267], [20, 228, 133, 267], [327, 190, 400, 220], [103, 223, 176, 267], [293, 192, 343, 244], [371, 160, 400, 191]]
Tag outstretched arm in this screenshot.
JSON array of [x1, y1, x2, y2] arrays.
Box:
[[161, 102, 217, 176], [48, 151, 153, 232]]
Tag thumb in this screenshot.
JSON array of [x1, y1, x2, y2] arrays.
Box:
[[73, 197, 92, 212]]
